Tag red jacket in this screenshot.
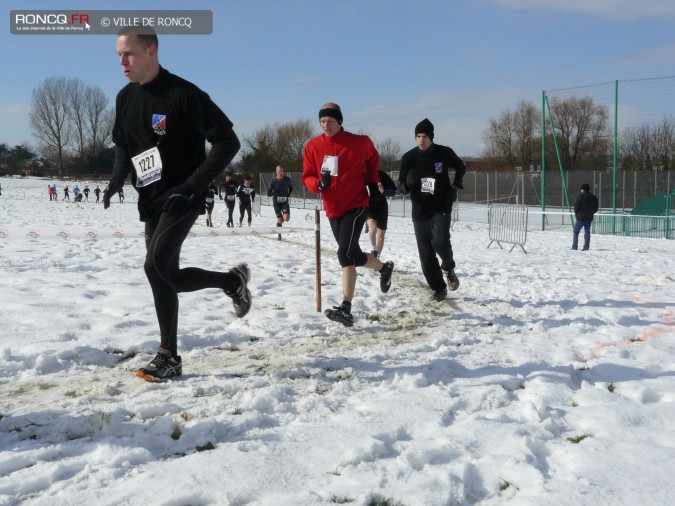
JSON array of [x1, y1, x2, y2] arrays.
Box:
[[302, 130, 379, 218]]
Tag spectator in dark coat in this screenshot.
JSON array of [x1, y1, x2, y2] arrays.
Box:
[[572, 183, 599, 251]]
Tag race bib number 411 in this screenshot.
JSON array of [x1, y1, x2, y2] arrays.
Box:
[[133, 147, 163, 187], [421, 177, 435, 194]]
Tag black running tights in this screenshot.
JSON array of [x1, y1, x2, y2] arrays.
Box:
[[144, 209, 239, 356]]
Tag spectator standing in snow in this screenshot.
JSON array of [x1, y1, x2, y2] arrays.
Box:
[[572, 183, 599, 251]]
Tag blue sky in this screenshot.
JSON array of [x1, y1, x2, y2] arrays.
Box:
[[2, 0, 674, 157]]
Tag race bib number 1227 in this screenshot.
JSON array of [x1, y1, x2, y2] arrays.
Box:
[[133, 147, 163, 187]]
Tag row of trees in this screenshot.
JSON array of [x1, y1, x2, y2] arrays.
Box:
[[0, 144, 36, 174], [620, 118, 675, 171], [16, 74, 674, 177], [484, 96, 673, 172], [29, 76, 114, 174]]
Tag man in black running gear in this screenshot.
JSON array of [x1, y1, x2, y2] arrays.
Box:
[[267, 164, 293, 239], [398, 118, 465, 301], [105, 27, 249, 382], [219, 172, 238, 227], [237, 175, 255, 227]]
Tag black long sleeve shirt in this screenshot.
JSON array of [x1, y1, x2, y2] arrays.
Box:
[[398, 143, 466, 221], [111, 67, 240, 221]]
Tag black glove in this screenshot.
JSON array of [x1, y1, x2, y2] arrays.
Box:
[[267, 188, 275, 197], [448, 186, 458, 205], [103, 177, 125, 209], [163, 183, 196, 216], [368, 182, 384, 204], [453, 178, 464, 190], [405, 169, 419, 191], [318, 169, 332, 191]]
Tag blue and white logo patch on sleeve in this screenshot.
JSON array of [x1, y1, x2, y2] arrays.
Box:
[[152, 114, 167, 135]]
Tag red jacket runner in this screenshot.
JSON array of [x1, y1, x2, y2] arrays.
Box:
[[302, 130, 379, 219]]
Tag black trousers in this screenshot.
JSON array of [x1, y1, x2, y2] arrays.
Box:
[[225, 201, 235, 225], [413, 210, 455, 292], [144, 209, 240, 356], [239, 202, 252, 224]]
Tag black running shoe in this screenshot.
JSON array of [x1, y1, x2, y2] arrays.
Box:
[[324, 305, 354, 327], [431, 287, 448, 302], [379, 261, 394, 293], [226, 263, 252, 318], [444, 269, 460, 291], [136, 353, 182, 382]]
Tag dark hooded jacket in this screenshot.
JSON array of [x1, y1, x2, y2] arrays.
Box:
[[574, 190, 599, 221]]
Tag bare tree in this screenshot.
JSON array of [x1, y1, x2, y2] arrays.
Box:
[[483, 110, 517, 169], [273, 119, 315, 172], [375, 137, 401, 173], [84, 85, 114, 156], [30, 77, 71, 168], [513, 101, 540, 170], [549, 96, 610, 170], [241, 119, 316, 176], [653, 117, 675, 171], [66, 78, 88, 160], [620, 117, 675, 170]]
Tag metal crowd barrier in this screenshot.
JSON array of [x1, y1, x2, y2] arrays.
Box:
[[487, 204, 528, 253]]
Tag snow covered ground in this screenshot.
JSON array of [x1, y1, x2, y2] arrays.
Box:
[[0, 176, 674, 506]]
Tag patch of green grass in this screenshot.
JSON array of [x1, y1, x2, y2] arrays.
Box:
[[215, 344, 240, 352], [196, 441, 215, 452], [315, 384, 332, 396], [567, 432, 592, 444], [501, 382, 525, 392], [366, 499, 405, 506], [231, 408, 243, 416], [330, 496, 354, 504], [498, 477, 519, 493], [369, 314, 380, 322]]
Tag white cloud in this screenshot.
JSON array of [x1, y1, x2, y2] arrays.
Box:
[[487, 0, 675, 20], [293, 75, 315, 86], [617, 44, 675, 67]]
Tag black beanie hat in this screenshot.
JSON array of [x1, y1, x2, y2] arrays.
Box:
[[318, 106, 343, 125], [415, 118, 434, 140], [581, 183, 590, 191]]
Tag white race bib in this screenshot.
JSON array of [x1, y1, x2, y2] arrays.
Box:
[[132, 147, 163, 187], [321, 155, 338, 176], [276, 196, 287, 203], [227, 195, 235, 201], [421, 177, 435, 194]]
